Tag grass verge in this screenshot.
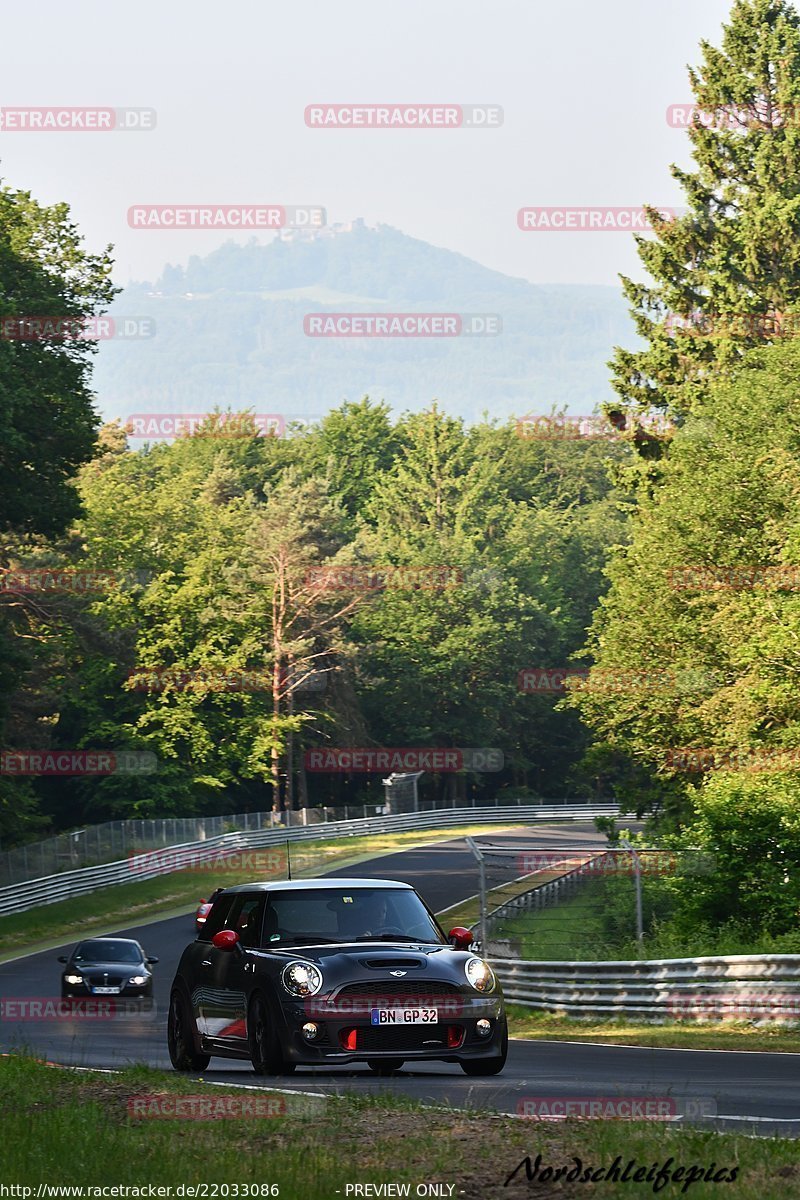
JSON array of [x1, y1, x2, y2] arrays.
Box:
[[507, 1005, 800, 1053], [0, 824, 523, 958], [1, 1055, 798, 1199]]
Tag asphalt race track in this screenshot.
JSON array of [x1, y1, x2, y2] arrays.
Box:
[[2, 823, 798, 1137]]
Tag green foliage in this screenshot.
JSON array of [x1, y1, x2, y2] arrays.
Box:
[[612, 0, 800, 421]]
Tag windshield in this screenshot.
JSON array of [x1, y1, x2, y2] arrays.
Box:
[[73, 940, 143, 963], [263, 888, 445, 947]]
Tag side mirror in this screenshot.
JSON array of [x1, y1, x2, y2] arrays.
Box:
[[146, 956, 159, 965], [448, 927, 474, 950], [57, 956, 68, 964], [212, 929, 241, 953]]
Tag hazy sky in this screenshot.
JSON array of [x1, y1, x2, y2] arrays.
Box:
[[0, 0, 735, 289]]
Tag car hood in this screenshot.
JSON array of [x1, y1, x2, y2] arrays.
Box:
[[250, 941, 476, 979], [67, 960, 148, 973]]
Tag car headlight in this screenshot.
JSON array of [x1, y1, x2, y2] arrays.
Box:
[[128, 975, 148, 986], [281, 961, 323, 997], [63, 974, 84, 985], [465, 957, 495, 993]]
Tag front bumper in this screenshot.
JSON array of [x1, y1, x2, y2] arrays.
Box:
[[277, 992, 505, 1064]]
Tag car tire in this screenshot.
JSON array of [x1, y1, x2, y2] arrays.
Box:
[[248, 993, 295, 1076], [168, 988, 211, 1071], [367, 1059, 405, 1075], [460, 1017, 508, 1076]]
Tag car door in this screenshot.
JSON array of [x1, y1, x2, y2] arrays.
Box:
[[192, 892, 235, 1036], [202, 892, 265, 1046]]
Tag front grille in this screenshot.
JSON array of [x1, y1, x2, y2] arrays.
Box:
[[86, 974, 125, 987], [337, 980, 459, 999], [354, 1024, 453, 1052]]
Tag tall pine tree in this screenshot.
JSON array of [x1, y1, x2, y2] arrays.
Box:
[[613, 0, 800, 422]]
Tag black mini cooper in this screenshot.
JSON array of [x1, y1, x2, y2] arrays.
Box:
[[167, 878, 507, 1076]]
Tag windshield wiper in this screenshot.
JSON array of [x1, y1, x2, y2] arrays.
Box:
[[353, 934, 427, 942], [273, 935, 338, 945]]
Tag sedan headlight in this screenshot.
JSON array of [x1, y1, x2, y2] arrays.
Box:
[[281, 961, 323, 997], [465, 957, 496, 993], [63, 973, 84, 985], [128, 975, 148, 986]]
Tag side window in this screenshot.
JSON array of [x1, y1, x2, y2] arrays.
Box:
[[199, 895, 235, 941], [225, 894, 266, 948]]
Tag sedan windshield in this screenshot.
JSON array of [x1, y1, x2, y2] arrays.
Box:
[[263, 888, 445, 947], [73, 940, 143, 963]]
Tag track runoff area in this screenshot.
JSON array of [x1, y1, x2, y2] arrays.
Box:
[[2, 822, 800, 1136]]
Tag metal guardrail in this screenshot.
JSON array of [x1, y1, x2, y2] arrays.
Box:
[[0, 796, 614, 887], [0, 803, 623, 916], [493, 954, 800, 1023]]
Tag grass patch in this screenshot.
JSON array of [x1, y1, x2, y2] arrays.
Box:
[[507, 1005, 800, 1053], [0, 824, 523, 957], [1, 1055, 798, 1198]]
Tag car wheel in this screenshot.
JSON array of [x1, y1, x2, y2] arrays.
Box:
[[168, 989, 211, 1071], [460, 1017, 508, 1076], [367, 1059, 405, 1075], [248, 993, 295, 1076]]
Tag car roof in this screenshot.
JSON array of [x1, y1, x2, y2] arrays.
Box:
[[76, 936, 142, 943], [219, 878, 414, 894]]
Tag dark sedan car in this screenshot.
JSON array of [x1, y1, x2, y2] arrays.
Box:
[[58, 937, 158, 998], [168, 878, 507, 1077]]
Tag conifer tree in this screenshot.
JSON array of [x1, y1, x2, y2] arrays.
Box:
[[613, 0, 800, 421]]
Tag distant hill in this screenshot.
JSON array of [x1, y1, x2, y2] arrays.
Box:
[[92, 221, 637, 428]]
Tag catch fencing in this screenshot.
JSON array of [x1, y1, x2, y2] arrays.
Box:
[[0, 796, 614, 888], [0, 802, 623, 917], [492, 954, 800, 1024]]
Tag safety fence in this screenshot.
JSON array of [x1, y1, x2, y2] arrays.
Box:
[[492, 954, 800, 1024], [0, 796, 614, 888], [0, 802, 623, 916], [477, 851, 612, 955]]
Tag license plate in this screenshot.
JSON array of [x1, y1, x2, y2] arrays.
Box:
[[370, 1007, 438, 1025], [92, 986, 120, 994]]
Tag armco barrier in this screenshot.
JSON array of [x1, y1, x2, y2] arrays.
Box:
[[0, 804, 623, 916], [492, 954, 800, 1023]]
